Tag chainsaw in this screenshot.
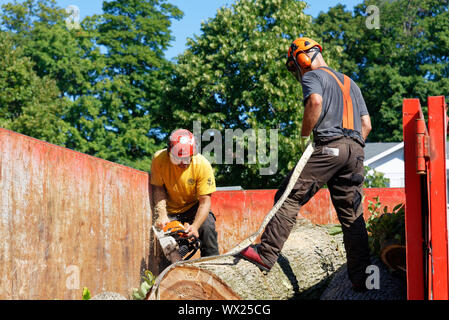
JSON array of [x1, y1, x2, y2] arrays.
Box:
[[152, 221, 201, 263]]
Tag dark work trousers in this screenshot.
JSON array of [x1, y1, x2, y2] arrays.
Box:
[[172, 202, 219, 257], [258, 136, 371, 286]]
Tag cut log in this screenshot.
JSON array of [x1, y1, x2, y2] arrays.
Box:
[[148, 219, 347, 300]]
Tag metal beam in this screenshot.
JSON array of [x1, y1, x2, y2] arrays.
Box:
[[427, 96, 449, 300], [403, 98, 426, 300]]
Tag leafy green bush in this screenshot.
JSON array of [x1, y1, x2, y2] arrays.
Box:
[[82, 287, 91, 300], [327, 196, 405, 258], [132, 270, 155, 300], [366, 197, 405, 256]]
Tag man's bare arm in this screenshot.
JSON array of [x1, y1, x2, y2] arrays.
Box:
[[152, 185, 169, 229], [361, 114, 372, 141], [301, 93, 323, 137], [185, 194, 211, 238]]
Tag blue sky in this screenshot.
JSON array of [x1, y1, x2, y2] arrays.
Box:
[[0, 0, 361, 59]]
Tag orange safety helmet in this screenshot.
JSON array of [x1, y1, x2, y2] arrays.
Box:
[[286, 37, 323, 71]]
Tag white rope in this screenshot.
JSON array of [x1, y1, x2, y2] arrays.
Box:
[[149, 140, 315, 300]]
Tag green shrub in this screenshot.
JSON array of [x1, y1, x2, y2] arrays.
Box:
[[132, 270, 155, 300], [366, 197, 405, 256], [82, 287, 91, 300]]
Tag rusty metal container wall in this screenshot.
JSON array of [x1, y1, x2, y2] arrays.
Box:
[[211, 188, 406, 253], [0, 128, 152, 299]]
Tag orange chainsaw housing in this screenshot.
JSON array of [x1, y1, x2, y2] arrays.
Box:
[[163, 220, 186, 235]]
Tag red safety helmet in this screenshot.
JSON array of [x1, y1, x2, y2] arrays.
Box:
[[168, 129, 197, 158]]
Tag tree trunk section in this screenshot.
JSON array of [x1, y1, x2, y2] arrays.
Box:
[[148, 219, 347, 300]]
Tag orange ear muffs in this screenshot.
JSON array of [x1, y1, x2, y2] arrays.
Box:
[[296, 52, 312, 69], [287, 40, 321, 72], [287, 43, 307, 72]]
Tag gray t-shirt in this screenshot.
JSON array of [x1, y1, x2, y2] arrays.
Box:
[[301, 67, 369, 142]]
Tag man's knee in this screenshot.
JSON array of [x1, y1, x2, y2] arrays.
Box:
[[330, 182, 364, 226]]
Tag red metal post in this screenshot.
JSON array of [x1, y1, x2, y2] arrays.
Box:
[[427, 96, 449, 300], [403, 98, 426, 300]]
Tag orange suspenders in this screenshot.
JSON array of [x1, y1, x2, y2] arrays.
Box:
[[319, 67, 354, 130]]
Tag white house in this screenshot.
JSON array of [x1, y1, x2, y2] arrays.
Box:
[[364, 142, 405, 187], [364, 142, 449, 189]]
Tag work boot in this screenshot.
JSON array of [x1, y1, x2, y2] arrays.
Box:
[[238, 245, 271, 272]]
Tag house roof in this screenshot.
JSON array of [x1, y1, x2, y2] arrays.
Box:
[[364, 141, 449, 169], [364, 142, 403, 166], [365, 142, 449, 162]]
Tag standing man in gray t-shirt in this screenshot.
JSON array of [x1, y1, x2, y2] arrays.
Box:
[[239, 37, 373, 293]]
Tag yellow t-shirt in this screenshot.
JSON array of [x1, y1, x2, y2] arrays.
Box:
[[150, 149, 216, 214]]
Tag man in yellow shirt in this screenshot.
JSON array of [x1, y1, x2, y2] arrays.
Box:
[[150, 129, 219, 257]]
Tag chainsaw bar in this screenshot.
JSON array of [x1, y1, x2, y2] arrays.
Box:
[[152, 226, 182, 263]]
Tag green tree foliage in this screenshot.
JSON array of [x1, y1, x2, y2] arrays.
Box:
[[159, 0, 342, 188], [0, 0, 104, 151], [315, 0, 449, 142], [363, 166, 390, 188], [78, 0, 183, 171], [0, 0, 101, 98], [0, 0, 182, 172], [0, 31, 73, 145]]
